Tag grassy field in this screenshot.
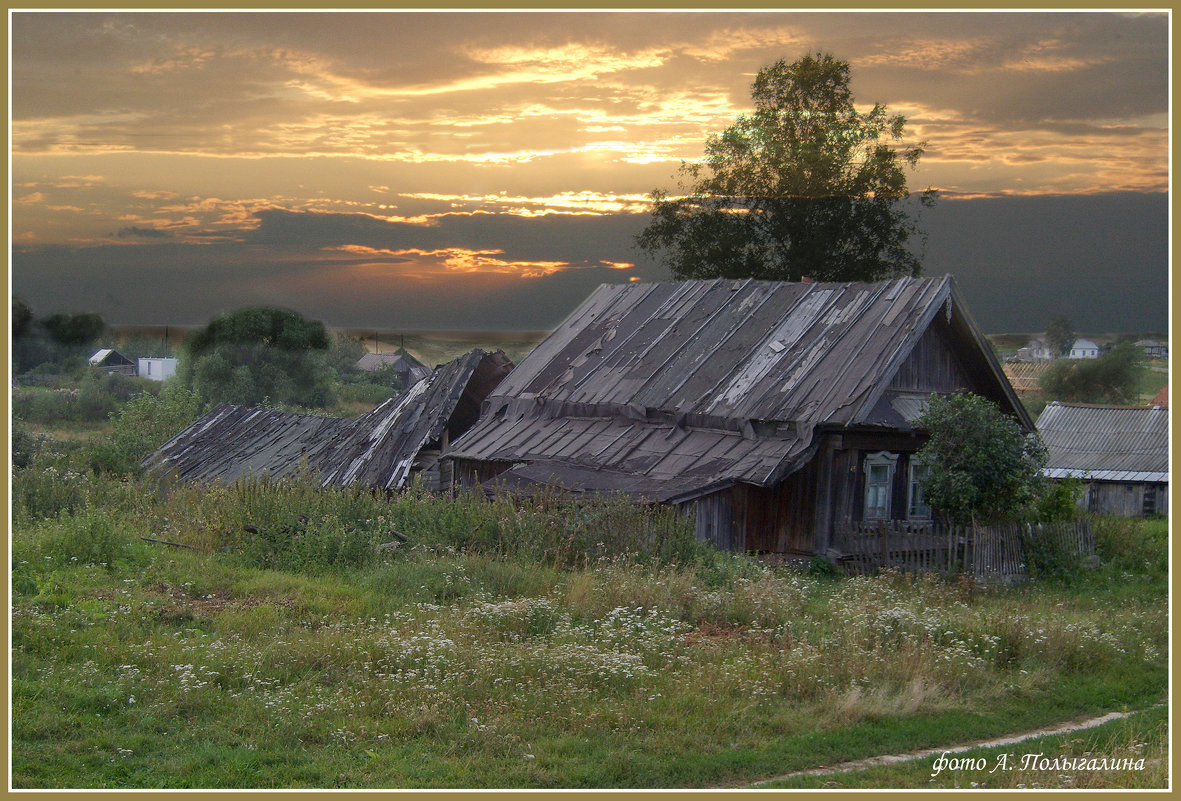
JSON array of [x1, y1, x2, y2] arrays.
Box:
[[10, 334, 1170, 789], [10, 451, 1169, 788]]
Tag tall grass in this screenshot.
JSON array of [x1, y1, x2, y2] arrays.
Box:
[[8, 462, 1168, 788]]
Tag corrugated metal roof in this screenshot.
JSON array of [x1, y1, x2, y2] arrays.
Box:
[[449, 276, 1020, 499], [1036, 402, 1169, 481], [145, 349, 512, 490]]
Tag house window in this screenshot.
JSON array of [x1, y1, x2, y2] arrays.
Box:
[[863, 452, 898, 520], [908, 460, 932, 520]]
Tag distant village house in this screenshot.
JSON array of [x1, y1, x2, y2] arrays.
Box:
[[1037, 402, 1169, 517], [355, 351, 432, 387], [1135, 339, 1168, 360], [1015, 337, 1056, 362], [88, 348, 137, 376], [1068, 338, 1100, 359]]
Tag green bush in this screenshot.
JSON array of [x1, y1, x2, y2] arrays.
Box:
[[11, 372, 158, 424], [1092, 515, 1168, 580], [40, 509, 142, 572], [12, 462, 94, 521], [86, 384, 204, 475], [1027, 475, 1084, 523], [179, 307, 336, 408], [239, 513, 378, 574], [11, 419, 44, 469], [1020, 525, 1091, 581]]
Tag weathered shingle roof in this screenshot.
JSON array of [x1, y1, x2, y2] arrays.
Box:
[[141, 405, 354, 484], [1037, 402, 1169, 482], [448, 276, 1023, 501], [317, 349, 512, 489], [144, 349, 512, 490]]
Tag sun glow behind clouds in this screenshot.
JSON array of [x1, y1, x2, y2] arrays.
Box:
[[324, 244, 603, 280], [402, 191, 653, 215], [8, 10, 1168, 326]]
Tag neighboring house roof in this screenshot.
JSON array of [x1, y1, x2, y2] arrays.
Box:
[[355, 351, 432, 384], [1037, 402, 1169, 483], [447, 276, 1027, 503], [144, 349, 513, 490], [88, 348, 135, 367], [1151, 385, 1168, 408], [1070, 338, 1100, 352]]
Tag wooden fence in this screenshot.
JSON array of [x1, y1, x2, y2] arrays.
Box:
[[832, 519, 1095, 583]]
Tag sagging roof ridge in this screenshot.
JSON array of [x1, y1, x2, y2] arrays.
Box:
[[483, 395, 805, 437]]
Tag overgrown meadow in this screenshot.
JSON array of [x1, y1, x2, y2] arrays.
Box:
[[9, 381, 1169, 789]]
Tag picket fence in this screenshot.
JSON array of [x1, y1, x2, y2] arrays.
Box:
[[832, 519, 1095, 583]]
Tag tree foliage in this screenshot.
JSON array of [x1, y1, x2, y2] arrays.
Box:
[[1044, 315, 1074, 357], [12, 297, 34, 340], [636, 53, 935, 282], [178, 307, 334, 408], [1038, 343, 1144, 404], [915, 392, 1047, 525], [86, 384, 205, 475], [40, 311, 105, 346]]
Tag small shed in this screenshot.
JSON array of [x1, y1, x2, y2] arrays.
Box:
[[138, 357, 178, 382], [88, 348, 137, 376], [355, 351, 431, 387], [1037, 402, 1169, 516], [1069, 339, 1100, 359]]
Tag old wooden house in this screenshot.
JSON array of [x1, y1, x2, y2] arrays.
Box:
[[445, 277, 1031, 556], [1037, 402, 1169, 517], [145, 349, 513, 492]]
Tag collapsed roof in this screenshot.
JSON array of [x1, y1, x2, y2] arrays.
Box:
[[446, 276, 1027, 502], [143, 349, 513, 490]]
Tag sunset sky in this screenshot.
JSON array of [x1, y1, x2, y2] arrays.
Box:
[[9, 10, 1170, 333]]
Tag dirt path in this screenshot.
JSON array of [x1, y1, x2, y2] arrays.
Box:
[[747, 704, 1164, 787]]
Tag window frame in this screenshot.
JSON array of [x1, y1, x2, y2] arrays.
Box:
[[863, 451, 899, 521], [907, 458, 933, 521]]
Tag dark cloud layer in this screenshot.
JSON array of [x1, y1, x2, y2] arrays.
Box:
[[12, 193, 1167, 334]]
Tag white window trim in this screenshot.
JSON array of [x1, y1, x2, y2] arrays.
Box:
[[863, 451, 899, 521]]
